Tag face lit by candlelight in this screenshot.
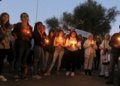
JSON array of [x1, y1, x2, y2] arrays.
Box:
[[71, 31, 77, 38], [88, 34, 94, 41]]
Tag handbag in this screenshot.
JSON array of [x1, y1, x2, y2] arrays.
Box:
[[102, 54, 111, 65]]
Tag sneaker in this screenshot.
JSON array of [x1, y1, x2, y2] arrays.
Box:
[[66, 71, 70, 76], [33, 75, 42, 79], [44, 73, 48, 76], [47, 72, 51, 76], [44, 72, 51, 76], [0, 75, 7, 82], [71, 72, 75, 77]]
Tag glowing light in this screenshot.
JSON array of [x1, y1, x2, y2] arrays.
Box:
[[45, 38, 50, 45], [117, 37, 120, 41], [22, 29, 30, 35], [70, 40, 77, 48]]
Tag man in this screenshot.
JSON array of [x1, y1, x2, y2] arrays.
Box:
[[106, 32, 120, 85]]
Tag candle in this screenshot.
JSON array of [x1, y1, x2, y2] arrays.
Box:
[[117, 37, 120, 41], [71, 40, 77, 45], [70, 40, 77, 48], [45, 38, 50, 45], [22, 29, 30, 35], [117, 36, 120, 46], [58, 36, 63, 45], [91, 41, 94, 45]]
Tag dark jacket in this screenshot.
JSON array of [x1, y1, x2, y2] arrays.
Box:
[[33, 29, 46, 46], [12, 22, 33, 47]]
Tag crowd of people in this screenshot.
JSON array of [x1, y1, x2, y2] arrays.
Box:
[[0, 12, 120, 85]]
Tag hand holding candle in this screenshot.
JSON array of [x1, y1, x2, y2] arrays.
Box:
[[70, 40, 77, 48], [22, 28, 30, 35], [90, 41, 94, 47], [117, 36, 120, 47], [58, 36, 63, 46], [44, 37, 50, 45]]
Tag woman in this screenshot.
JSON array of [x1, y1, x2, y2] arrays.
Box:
[[0, 12, 13, 81], [65, 31, 81, 77], [43, 30, 55, 72], [33, 22, 46, 79], [83, 33, 97, 75], [45, 30, 65, 76], [99, 33, 111, 78], [12, 12, 32, 80]]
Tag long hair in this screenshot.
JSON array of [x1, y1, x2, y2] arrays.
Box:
[[20, 12, 30, 26], [0, 12, 10, 28], [34, 21, 42, 32], [56, 29, 65, 37], [68, 30, 79, 40]]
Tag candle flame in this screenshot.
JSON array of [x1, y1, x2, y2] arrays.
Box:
[[45, 38, 50, 45], [117, 37, 120, 41]]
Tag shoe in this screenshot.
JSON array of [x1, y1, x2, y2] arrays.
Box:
[[106, 81, 114, 84], [71, 72, 75, 77], [66, 71, 70, 76], [0, 75, 7, 82], [33, 75, 42, 79], [47, 72, 51, 76], [44, 73, 48, 76], [44, 72, 51, 76]]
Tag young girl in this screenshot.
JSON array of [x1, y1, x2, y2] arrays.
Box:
[[65, 31, 81, 77], [13, 12, 33, 80], [45, 30, 65, 76]]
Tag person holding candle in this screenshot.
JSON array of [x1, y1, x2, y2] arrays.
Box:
[[83, 33, 97, 76], [12, 12, 32, 80], [99, 33, 111, 78], [106, 32, 120, 85], [65, 30, 81, 77], [44, 29, 65, 76], [0, 12, 13, 82], [43, 30, 55, 72], [33, 22, 46, 79]]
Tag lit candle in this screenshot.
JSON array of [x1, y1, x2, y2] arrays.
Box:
[[117, 36, 120, 46], [70, 40, 77, 48], [58, 36, 63, 45], [45, 38, 50, 45], [22, 29, 30, 35], [91, 41, 94, 45], [117, 37, 120, 41]]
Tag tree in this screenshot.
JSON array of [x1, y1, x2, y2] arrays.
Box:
[[45, 16, 59, 31], [45, 0, 119, 35], [62, 12, 74, 25], [73, 0, 119, 35]]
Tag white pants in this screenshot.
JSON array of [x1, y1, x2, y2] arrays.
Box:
[[84, 56, 94, 70], [48, 49, 64, 72], [100, 54, 110, 77]]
